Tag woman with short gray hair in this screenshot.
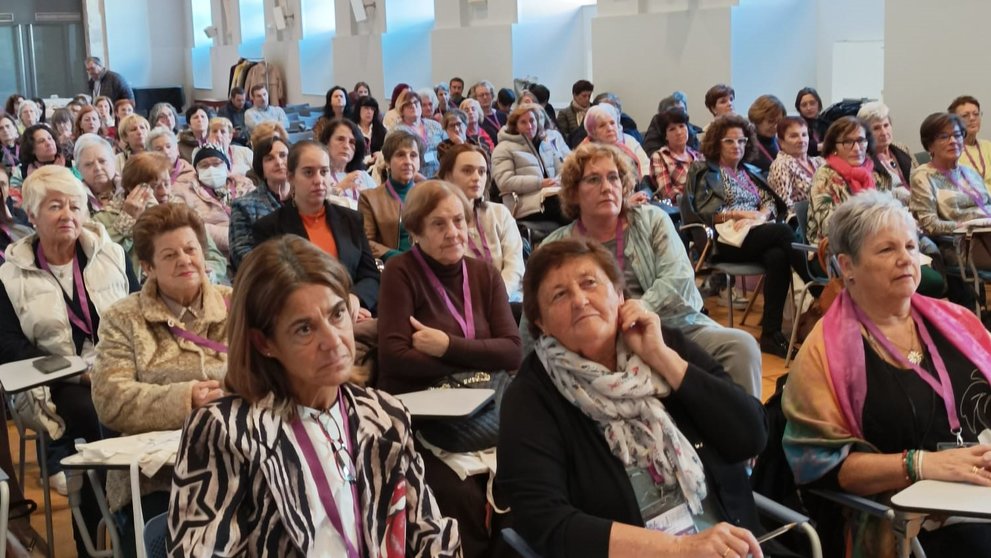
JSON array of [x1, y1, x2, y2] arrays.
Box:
[[858, 101, 917, 189], [148, 102, 179, 134], [784, 189, 991, 558], [146, 127, 196, 187]]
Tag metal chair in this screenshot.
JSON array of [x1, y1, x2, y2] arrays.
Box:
[[3, 395, 53, 558], [810, 490, 926, 558], [784, 200, 836, 366], [143, 512, 169, 558]]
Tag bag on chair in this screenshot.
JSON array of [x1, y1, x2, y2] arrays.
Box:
[[415, 371, 513, 453]]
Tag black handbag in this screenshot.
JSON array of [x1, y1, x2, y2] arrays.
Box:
[[415, 371, 512, 453]]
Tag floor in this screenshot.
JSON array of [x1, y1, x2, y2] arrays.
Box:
[[8, 291, 789, 557]]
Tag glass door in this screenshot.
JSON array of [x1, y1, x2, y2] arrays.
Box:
[[0, 25, 29, 104]]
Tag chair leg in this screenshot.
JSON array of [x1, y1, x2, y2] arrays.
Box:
[[37, 436, 53, 558], [785, 288, 810, 368], [725, 273, 735, 327], [740, 275, 764, 326]]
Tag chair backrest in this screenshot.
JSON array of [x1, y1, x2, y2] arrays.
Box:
[[793, 200, 811, 243], [144, 512, 169, 558]]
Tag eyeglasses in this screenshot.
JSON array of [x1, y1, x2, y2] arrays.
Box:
[[721, 138, 748, 146], [580, 173, 622, 187], [935, 132, 965, 143], [315, 412, 356, 483], [837, 138, 869, 149], [447, 122, 465, 130]]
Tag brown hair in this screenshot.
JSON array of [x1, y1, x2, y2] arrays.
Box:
[[441, 108, 467, 130], [395, 89, 421, 111], [948, 95, 981, 114], [822, 116, 874, 157], [522, 238, 624, 338], [73, 105, 103, 137], [558, 143, 636, 220], [249, 121, 289, 148], [776, 116, 808, 140], [438, 143, 490, 182], [121, 151, 171, 194], [226, 235, 354, 416], [402, 179, 473, 236], [920, 112, 965, 152], [132, 202, 208, 265], [506, 105, 542, 135], [704, 84, 735, 113], [747, 94, 786, 126], [699, 113, 756, 163]]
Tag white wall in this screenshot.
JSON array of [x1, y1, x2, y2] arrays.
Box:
[[513, 1, 594, 109], [104, 0, 187, 88], [885, 0, 991, 153], [814, 0, 884, 108]]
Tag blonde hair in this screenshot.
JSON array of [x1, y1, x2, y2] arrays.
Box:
[[558, 143, 636, 220], [22, 165, 90, 220]]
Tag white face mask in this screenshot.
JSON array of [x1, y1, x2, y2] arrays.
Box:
[[197, 166, 228, 190]]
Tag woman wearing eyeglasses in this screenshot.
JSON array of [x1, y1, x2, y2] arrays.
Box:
[[687, 114, 807, 358], [949, 96, 991, 191]]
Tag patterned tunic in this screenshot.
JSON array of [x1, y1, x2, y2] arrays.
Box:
[[767, 152, 824, 208], [650, 146, 703, 202], [807, 165, 893, 245]]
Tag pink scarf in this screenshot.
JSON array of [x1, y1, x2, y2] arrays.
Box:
[[822, 290, 991, 439], [826, 155, 876, 194]]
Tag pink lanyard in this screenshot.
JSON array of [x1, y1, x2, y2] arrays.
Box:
[[468, 207, 492, 262], [576, 218, 625, 271], [756, 138, 777, 163], [941, 168, 991, 217], [291, 395, 363, 558], [854, 305, 965, 446], [484, 111, 501, 130], [722, 166, 760, 198], [410, 246, 475, 339], [36, 244, 95, 337], [169, 325, 227, 353], [966, 142, 988, 179]]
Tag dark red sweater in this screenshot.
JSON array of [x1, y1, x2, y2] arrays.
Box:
[[377, 249, 522, 394]]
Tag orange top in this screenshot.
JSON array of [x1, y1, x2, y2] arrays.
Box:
[[301, 207, 338, 258]]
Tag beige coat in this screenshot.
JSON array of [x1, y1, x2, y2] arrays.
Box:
[[92, 278, 231, 510]]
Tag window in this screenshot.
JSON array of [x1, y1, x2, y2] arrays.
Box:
[[190, 0, 213, 89], [298, 0, 336, 96], [239, 0, 266, 58]]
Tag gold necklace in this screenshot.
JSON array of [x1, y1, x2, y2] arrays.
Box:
[[868, 320, 924, 365]]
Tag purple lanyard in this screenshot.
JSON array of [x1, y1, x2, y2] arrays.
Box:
[[36, 244, 95, 337], [169, 325, 227, 353], [291, 395, 363, 558], [468, 207, 492, 262], [410, 245, 475, 339], [576, 218, 625, 271], [941, 168, 991, 217], [854, 305, 965, 446], [722, 166, 760, 198], [484, 111, 501, 130], [385, 182, 404, 208], [756, 138, 777, 163]]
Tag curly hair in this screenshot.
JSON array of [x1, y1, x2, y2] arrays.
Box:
[[558, 143, 636, 220], [699, 114, 756, 163]]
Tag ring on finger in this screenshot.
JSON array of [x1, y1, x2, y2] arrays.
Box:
[[973, 466, 981, 475], [722, 548, 733, 558]]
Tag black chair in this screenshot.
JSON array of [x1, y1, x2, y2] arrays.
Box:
[[784, 200, 835, 366]]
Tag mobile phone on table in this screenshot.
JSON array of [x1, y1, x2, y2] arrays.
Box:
[[32, 355, 71, 374]]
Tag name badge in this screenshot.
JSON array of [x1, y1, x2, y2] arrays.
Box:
[[645, 503, 697, 536]]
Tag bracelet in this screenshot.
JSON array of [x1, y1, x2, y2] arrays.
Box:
[[916, 450, 925, 481], [901, 449, 911, 482], [906, 449, 917, 483]]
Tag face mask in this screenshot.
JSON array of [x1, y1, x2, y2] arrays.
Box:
[[197, 166, 228, 190]]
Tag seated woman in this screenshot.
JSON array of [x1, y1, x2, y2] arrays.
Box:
[[148, 102, 179, 134], [796, 87, 825, 156], [531, 142, 762, 397], [229, 136, 291, 270], [382, 82, 410, 130], [92, 202, 229, 556], [172, 144, 255, 256], [747, 95, 786, 173], [74, 105, 105, 138], [167, 235, 461, 557], [582, 104, 649, 179], [74, 133, 122, 213], [15, 100, 41, 132], [498, 238, 767, 558], [253, 140, 379, 316], [311, 85, 351, 142], [418, 87, 442, 123], [783, 191, 991, 558], [177, 104, 212, 163], [391, 89, 445, 178], [700, 84, 735, 140], [18, 124, 74, 182], [319, 118, 376, 208], [0, 166, 137, 555], [858, 101, 917, 190], [206, 117, 253, 177], [439, 143, 524, 302], [358, 130, 422, 262], [114, 99, 135, 126], [438, 109, 490, 164], [950, 95, 991, 189], [767, 116, 825, 210], [94, 96, 116, 140], [0, 114, 20, 172], [459, 98, 495, 152], [810, 117, 944, 298], [491, 104, 571, 224], [49, 109, 75, 163], [146, 127, 196, 188], [687, 114, 809, 358], [649, 108, 704, 204], [114, 114, 150, 170], [353, 95, 387, 165], [377, 180, 522, 557]]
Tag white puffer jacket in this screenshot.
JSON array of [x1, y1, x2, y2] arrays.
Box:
[[491, 129, 570, 219], [0, 222, 130, 437]]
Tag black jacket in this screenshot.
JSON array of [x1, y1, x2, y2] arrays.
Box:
[[496, 326, 768, 558], [87, 70, 134, 103], [252, 201, 381, 313]]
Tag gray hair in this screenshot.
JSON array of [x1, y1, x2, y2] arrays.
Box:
[[16, 99, 40, 120], [145, 127, 178, 150], [148, 102, 177, 130], [434, 82, 449, 95], [594, 92, 622, 113], [470, 80, 495, 99], [459, 98, 482, 120], [417, 87, 438, 108], [827, 190, 917, 262], [73, 133, 114, 164], [85, 56, 103, 66], [22, 165, 90, 221], [857, 101, 890, 126]]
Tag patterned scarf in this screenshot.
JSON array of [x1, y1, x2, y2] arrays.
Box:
[[535, 335, 707, 513], [826, 155, 876, 194]]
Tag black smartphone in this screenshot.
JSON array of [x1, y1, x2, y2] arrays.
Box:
[[32, 355, 71, 374]]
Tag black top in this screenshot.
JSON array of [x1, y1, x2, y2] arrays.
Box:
[[753, 135, 779, 174], [496, 326, 767, 558], [252, 200, 381, 313], [480, 110, 508, 147]]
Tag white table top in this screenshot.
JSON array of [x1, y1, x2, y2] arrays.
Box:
[[396, 388, 494, 419], [0, 356, 88, 394], [891, 480, 991, 519]]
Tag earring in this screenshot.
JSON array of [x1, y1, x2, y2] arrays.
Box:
[[846, 276, 855, 284]]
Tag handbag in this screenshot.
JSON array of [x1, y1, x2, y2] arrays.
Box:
[[415, 371, 513, 453]]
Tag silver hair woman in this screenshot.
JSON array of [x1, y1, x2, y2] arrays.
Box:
[[784, 190, 991, 557]]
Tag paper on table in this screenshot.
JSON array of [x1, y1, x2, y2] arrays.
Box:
[[953, 218, 991, 233], [541, 186, 561, 202], [75, 430, 182, 477]]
